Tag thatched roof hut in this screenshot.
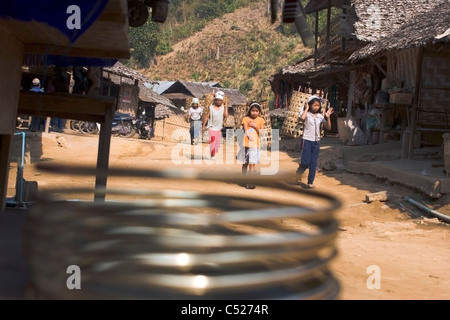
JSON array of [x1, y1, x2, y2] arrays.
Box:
[[160, 80, 247, 109], [104, 62, 157, 85], [350, 0, 444, 43], [349, 1, 450, 62], [270, 0, 446, 111], [103, 62, 179, 118]]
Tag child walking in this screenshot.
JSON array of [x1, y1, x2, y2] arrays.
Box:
[[296, 95, 333, 188], [202, 91, 228, 160], [241, 101, 265, 189], [186, 98, 203, 145]]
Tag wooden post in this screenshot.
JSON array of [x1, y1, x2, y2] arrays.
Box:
[[94, 104, 114, 202], [326, 0, 331, 61], [314, 11, 319, 65], [347, 70, 355, 117], [0, 29, 23, 211], [408, 47, 424, 159]]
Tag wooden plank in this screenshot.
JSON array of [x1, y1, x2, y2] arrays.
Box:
[[23, 43, 128, 60], [0, 29, 23, 210], [0, 135, 12, 211], [18, 92, 117, 122]]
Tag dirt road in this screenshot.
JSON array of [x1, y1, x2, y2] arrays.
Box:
[[7, 131, 450, 300]]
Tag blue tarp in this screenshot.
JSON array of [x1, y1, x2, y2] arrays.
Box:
[[2, 1, 121, 66], [0, 1, 109, 43]]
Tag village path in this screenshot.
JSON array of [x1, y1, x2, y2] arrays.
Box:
[[6, 130, 450, 300]]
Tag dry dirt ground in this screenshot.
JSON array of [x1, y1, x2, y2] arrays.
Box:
[[7, 130, 450, 300]]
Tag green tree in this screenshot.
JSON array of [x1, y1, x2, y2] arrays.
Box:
[[239, 80, 253, 95], [129, 20, 162, 68]]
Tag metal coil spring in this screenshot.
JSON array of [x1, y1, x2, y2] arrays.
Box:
[[25, 165, 342, 300]]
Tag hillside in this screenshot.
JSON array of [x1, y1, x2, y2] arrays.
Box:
[[141, 1, 312, 103]]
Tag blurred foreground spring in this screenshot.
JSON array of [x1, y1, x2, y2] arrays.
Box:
[[25, 166, 342, 299]]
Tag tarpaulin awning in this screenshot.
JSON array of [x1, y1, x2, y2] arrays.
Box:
[[0, 0, 130, 64], [0, 1, 109, 43]]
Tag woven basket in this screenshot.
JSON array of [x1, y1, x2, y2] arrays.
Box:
[[281, 92, 330, 139]]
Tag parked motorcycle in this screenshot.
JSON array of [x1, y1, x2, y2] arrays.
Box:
[[111, 112, 136, 138], [133, 109, 154, 140]]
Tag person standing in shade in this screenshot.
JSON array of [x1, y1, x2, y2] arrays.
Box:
[[296, 95, 333, 188], [202, 91, 228, 160], [29, 78, 45, 132], [186, 98, 203, 145]]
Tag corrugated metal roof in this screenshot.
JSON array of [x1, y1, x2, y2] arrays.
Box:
[[138, 83, 176, 108], [144, 81, 175, 94]]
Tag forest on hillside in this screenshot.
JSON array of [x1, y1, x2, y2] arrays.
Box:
[[127, 0, 339, 102]]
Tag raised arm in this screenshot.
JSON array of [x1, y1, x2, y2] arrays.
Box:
[[324, 107, 334, 130], [300, 103, 309, 121]]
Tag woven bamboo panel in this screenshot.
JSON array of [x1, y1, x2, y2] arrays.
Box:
[[233, 104, 249, 130], [259, 101, 272, 148], [223, 115, 236, 127], [422, 55, 450, 87], [281, 91, 309, 138], [117, 83, 139, 115], [387, 49, 417, 89], [154, 115, 189, 141]]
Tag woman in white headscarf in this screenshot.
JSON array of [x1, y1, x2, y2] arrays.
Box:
[[202, 91, 228, 160]]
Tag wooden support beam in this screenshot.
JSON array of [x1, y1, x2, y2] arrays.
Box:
[[409, 47, 424, 159], [326, 0, 331, 61], [0, 135, 12, 211], [0, 27, 23, 211], [94, 103, 114, 202], [314, 11, 319, 65], [18, 91, 116, 202], [369, 57, 387, 77], [18, 92, 116, 122], [23, 43, 128, 60]]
